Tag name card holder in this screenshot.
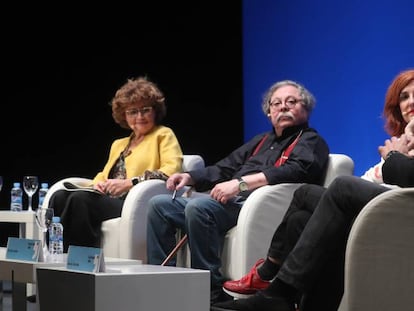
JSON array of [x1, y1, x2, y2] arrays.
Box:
[[6, 237, 42, 262], [66, 245, 105, 273]]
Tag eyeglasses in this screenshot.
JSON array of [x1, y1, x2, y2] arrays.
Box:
[[125, 106, 153, 117], [269, 97, 303, 110]]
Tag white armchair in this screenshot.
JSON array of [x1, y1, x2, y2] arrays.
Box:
[[41, 155, 205, 262], [338, 186, 414, 311], [219, 153, 355, 280], [175, 154, 354, 279]]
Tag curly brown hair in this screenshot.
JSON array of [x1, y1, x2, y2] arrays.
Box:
[[383, 69, 414, 136], [110, 76, 166, 129]]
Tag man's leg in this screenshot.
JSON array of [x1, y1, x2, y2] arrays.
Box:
[[269, 184, 326, 262], [277, 177, 388, 291], [213, 176, 390, 311], [223, 184, 326, 298], [184, 196, 241, 303], [146, 194, 188, 265], [299, 247, 346, 311]]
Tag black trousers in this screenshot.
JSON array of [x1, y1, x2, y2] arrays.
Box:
[[274, 176, 389, 311], [48, 190, 124, 252], [268, 184, 326, 262], [264, 184, 326, 308]]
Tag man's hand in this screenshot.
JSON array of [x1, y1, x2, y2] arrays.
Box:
[[210, 179, 240, 204], [166, 173, 192, 191]]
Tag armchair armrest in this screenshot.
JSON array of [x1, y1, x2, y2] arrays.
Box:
[[339, 187, 414, 311], [115, 179, 174, 260], [221, 183, 304, 280], [41, 177, 93, 211]]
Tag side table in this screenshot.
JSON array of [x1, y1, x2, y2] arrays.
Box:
[[0, 247, 64, 311], [0, 211, 40, 240], [0, 247, 143, 311], [36, 264, 210, 311], [0, 211, 42, 302]]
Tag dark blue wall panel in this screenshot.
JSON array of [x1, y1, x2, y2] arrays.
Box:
[[243, 0, 413, 175]]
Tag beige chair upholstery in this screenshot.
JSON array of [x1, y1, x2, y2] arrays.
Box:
[[338, 186, 414, 311], [41, 155, 205, 262], [177, 154, 355, 281]]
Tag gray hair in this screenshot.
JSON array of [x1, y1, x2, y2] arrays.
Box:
[[261, 80, 316, 115]]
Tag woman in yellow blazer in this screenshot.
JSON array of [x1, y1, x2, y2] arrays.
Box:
[[49, 76, 183, 252]]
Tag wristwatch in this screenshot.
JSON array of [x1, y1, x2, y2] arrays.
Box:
[[131, 177, 140, 186], [238, 178, 248, 192], [385, 150, 400, 160]]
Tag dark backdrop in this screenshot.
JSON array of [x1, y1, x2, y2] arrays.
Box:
[[0, 4, 243, 244]]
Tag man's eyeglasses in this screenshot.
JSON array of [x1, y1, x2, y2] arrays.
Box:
[[125, 106, 153, 117], [269, 97, 303, 110]]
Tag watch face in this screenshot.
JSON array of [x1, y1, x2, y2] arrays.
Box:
[[239, 180, 248, 192]]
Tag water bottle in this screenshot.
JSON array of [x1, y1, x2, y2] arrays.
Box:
[[10, 182, 23, 212], [38, 182, 49, 208], [49, 216, 64, 262]]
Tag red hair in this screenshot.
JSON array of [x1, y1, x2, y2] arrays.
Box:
[[383, 69, 414, 136]]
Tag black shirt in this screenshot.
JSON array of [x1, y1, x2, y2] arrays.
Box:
[[189, 123, 330, 195]]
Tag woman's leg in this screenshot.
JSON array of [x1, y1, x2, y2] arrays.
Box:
[[49, 190, 123, 251]]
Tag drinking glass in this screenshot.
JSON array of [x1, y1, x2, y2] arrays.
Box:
[[35, 207, 54, 261], [23, 175, 39, 212]]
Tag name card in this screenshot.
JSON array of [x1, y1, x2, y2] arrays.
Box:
[[6, 237, 41, 262], [66, 245, 105, 273]]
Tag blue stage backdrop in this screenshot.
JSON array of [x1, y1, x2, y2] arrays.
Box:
[[243, 0, 413, 176]]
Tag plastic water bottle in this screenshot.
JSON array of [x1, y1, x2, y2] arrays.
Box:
[[10, 182, 23, 211], [38, 182, 49, 208], [49, 216, 64, 262]]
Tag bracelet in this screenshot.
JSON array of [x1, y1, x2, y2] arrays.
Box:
[[131, 175, 147, 186], [385, 150, 399, 160]]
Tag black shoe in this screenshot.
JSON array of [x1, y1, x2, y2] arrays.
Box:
[[27, 295, 36, 303], [211, 290, 295, 311], [211, 287, 233, 305]]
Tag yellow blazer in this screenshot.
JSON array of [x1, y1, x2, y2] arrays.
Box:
[[93, 125, 183, 184]]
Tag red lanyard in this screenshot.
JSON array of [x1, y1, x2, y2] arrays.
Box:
[[251, 130, 303, 167]]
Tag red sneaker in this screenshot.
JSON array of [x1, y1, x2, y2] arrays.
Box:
[[222, 259, 271, 298]]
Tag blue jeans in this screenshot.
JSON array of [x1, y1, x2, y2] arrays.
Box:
[[147, 193, 243, 289]]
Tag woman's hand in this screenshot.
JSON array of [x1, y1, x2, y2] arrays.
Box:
[[405, 118, 414, 156], [95, 179, 130, 197], [379, 135, 410, 159]]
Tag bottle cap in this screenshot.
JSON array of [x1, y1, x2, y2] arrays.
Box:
[[41, 182, 49, 188], [52, 216, 61, 223], [13, 182, 20, 187]]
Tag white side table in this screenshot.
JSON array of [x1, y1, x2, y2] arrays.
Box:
[[0, 248, 143, 311], [0, 211, 40, 240], [36, 264, 210, 311], [0, 247, 64, 311], [0, 211, 42, 301]]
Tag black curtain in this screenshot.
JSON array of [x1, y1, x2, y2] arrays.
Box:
[[0, 3, 243, 245]]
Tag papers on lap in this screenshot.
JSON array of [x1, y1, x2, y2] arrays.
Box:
[[63, 182, 103, 194]]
